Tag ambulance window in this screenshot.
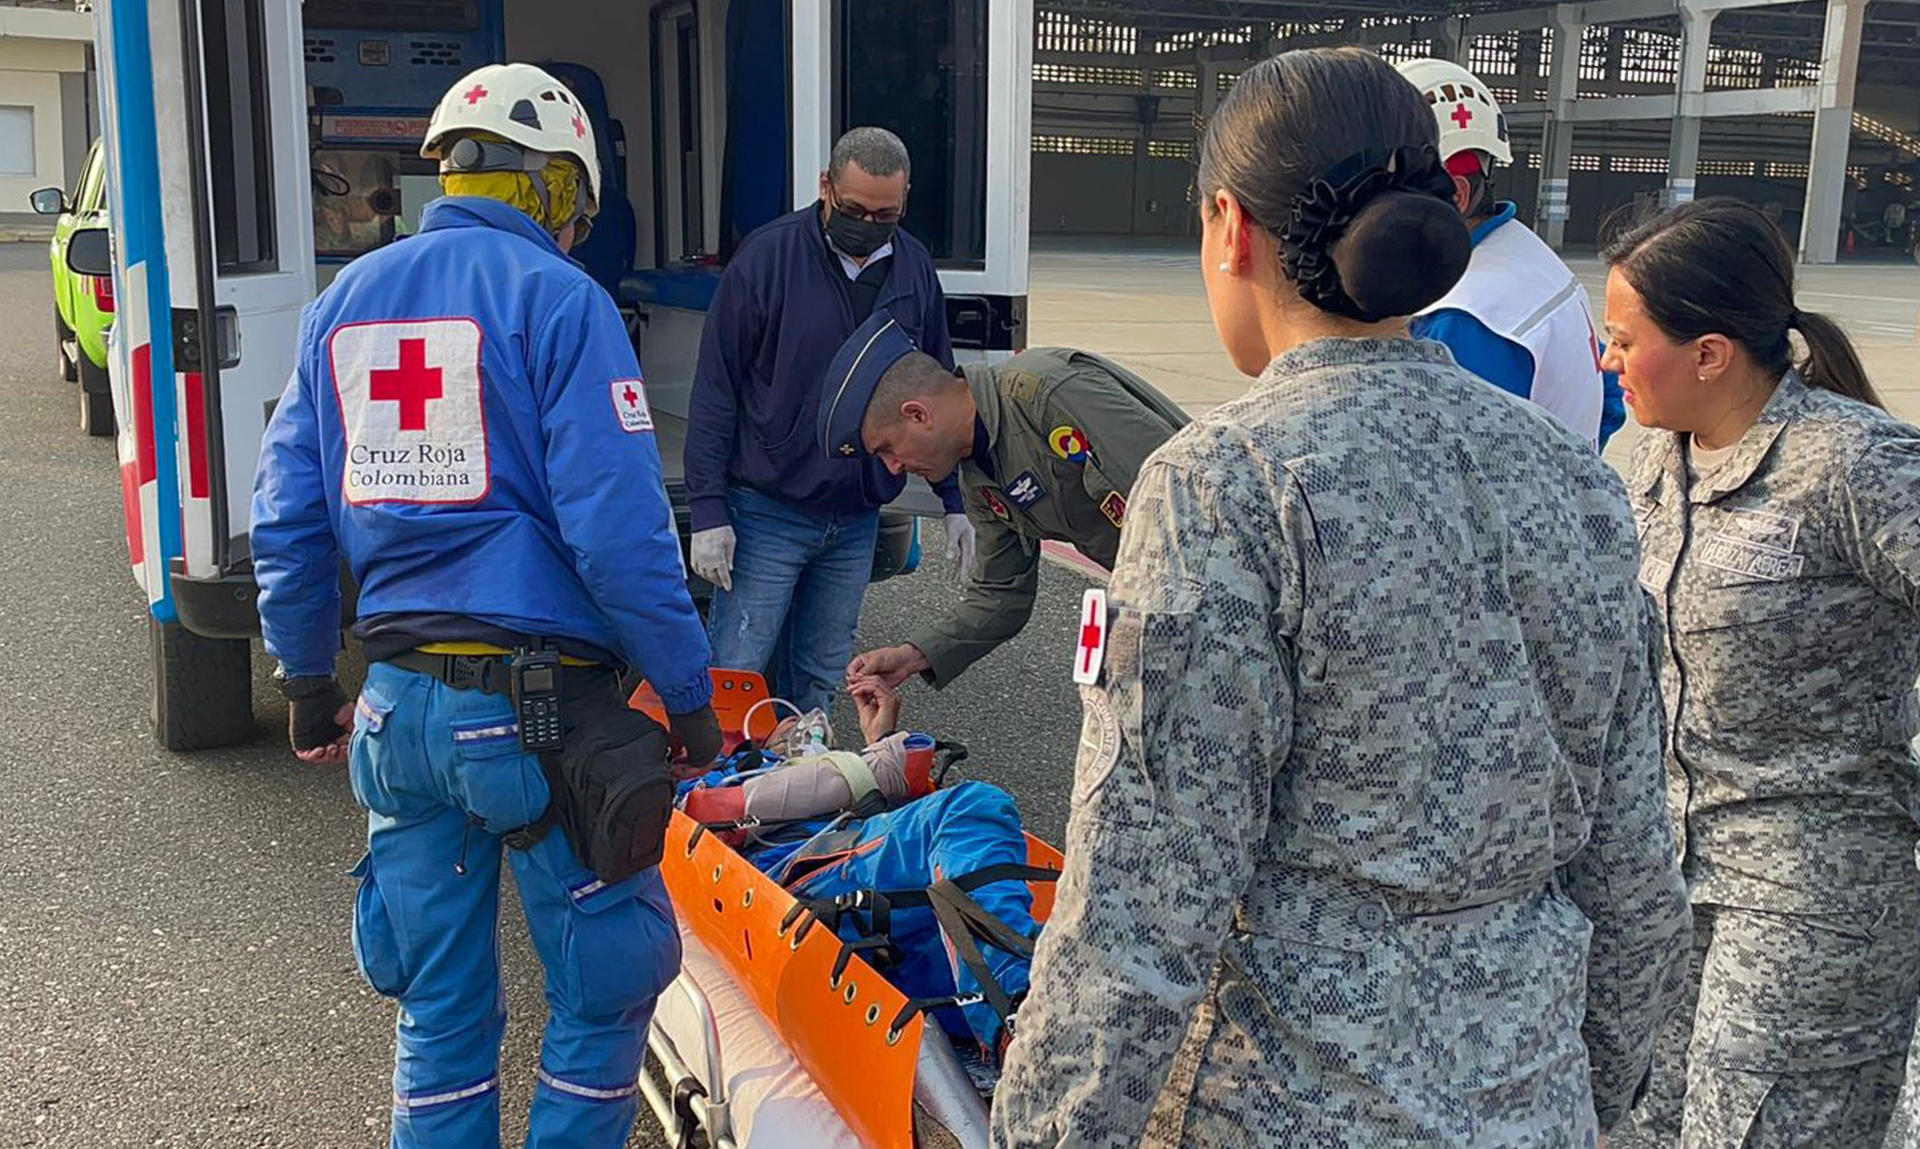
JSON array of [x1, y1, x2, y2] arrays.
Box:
[[834, 0, 988, 269], [311, 149, 439, 259], [200, 0, 278, 272]]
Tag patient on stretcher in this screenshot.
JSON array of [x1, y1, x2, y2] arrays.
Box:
[[676, 679, 1045, 1071]]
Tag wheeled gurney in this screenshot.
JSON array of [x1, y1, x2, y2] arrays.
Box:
[[630, 673, 1063, 1149]]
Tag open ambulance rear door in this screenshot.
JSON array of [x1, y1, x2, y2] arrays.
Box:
[[94, 0, 314, 749]]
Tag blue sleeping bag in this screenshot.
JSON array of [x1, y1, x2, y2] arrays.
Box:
[[746, 781, 1041, 1056]]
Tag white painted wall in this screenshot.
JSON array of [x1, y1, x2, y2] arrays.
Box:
[[0, 18, 94, 210], [0, 63, 68, 203]]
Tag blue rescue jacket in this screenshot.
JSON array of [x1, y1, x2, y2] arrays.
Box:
[[252, 197, 714, 715], [1411, 204, 1628, 450], [685, 204, 962, 530]]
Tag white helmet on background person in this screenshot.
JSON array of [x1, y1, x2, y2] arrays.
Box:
[[1395, 57, 1512, 176], [421, 62, 601, 213]]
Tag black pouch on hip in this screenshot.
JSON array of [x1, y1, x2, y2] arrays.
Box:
[[535, 682, 676, 884]]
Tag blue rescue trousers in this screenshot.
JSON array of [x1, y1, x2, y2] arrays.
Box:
[[347, 661, 681, 1149]]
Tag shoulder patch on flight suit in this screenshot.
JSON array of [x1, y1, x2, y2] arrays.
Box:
[[980, 486, 1011, 520], [1004, 369, 1044, 405], [1049, 425, 1091, 463], [1101, 491, 1127, 527], [1006, 471, 1047, 508]]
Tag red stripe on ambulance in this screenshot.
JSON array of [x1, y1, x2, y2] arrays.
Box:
[[183, 372, 209, 499], [131, 342, 157, 485]]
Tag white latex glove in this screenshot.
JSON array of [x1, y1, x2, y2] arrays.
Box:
[[943, 513, 978, 588], [690, 525, 736, 592]]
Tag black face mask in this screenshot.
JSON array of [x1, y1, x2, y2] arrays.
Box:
[[825, 199, 899, 259]]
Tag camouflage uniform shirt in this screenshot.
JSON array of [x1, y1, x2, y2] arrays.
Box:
[[990, 337, 1691, 1148], [1630, 371, 1920, 914]]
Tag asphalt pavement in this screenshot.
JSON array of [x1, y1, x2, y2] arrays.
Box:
[[8, 233, 1916, 1147], [0, 243, 1091, 1147]]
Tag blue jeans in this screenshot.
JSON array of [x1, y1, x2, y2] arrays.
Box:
[[348, 661, 681, 1149], [706, 486, 879, 714]]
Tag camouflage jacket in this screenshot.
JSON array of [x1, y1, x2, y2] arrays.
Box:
[[991, 338, 1691, 1148], [1630, 372, 1920, 915]]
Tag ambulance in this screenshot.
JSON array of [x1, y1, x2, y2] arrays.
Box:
[[78, 0, 1034, 750]]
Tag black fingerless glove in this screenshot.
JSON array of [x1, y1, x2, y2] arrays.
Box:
[[281, 676, 348, 752], [667, 703, 723, 766]]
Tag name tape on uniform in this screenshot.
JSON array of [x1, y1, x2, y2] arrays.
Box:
[[1073, 587, 1108, 685], [331, 318, 490, 505], [1698, 533, 1806, 582]]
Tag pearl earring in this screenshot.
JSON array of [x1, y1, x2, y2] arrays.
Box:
[[1218, 261, 1230, 272]]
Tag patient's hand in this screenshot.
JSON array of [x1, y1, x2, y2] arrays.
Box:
[[849, 676, 902, 745]]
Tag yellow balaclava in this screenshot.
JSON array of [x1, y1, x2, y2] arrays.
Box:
[[441, 133, 587, 235]]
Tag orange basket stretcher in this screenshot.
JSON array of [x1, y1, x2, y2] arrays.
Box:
[[629, 671, 1063, 1149]]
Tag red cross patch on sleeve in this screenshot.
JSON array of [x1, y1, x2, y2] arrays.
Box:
[[1072, 587, 1108, 685], [611, 378, 654, 433]]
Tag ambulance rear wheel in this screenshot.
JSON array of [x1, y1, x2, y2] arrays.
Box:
[[149, 616, 255, 751]]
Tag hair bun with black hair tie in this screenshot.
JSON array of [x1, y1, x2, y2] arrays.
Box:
[[1281, 144, 1469, 322]]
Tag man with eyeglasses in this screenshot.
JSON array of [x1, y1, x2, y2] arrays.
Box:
[[686, 126, 966, 714]]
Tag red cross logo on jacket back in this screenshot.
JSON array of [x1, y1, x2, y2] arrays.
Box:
[[369, 338, 443, 431]]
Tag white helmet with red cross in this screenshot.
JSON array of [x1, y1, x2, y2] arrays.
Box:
[[1396, 57, 1512, 174], [421, 63, 601, 212]]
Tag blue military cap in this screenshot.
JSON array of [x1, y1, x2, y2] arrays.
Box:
[[818, 310, 919, 461]]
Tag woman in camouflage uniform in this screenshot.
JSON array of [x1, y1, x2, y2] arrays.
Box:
[[990, 47, 1691, 1149], [1606, 200, 1920, 1149]]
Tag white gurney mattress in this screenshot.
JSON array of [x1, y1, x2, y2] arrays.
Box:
[[653, 922, 866, 1149]]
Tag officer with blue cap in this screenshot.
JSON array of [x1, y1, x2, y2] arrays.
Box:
[[830, 321, 1190, 691]]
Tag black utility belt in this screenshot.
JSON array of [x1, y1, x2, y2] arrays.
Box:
[[384, 650, 610, 699], [383, 650, 673, 885]]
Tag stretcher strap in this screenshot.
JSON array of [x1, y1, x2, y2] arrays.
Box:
[[889, 991, 986, 1043], [925, 878, 1037, 1033], [671, 1076, 706, 1149]]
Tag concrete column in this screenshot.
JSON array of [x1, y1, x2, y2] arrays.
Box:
[[1539, 17, 1582, 249], [1428, 16, 1469, 65], [1800, 0, 1866, 263], [1666, 5, 1715, 209], [1197, 54, 1220, 124]]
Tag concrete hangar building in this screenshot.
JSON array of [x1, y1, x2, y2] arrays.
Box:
[[1026, 0, 1920, 264]]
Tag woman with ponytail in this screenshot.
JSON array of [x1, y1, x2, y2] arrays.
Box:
[[1604, 198, 1920, 1148], [991, 48, 1689, 1149]]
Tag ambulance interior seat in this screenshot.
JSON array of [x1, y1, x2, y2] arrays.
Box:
[[540, 61, 635, 301]]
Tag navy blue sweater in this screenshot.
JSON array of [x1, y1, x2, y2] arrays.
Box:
[[686, 204, 959, 529]]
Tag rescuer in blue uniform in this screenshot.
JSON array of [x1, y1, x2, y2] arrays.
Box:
[[251, 64, 720, 1149]]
